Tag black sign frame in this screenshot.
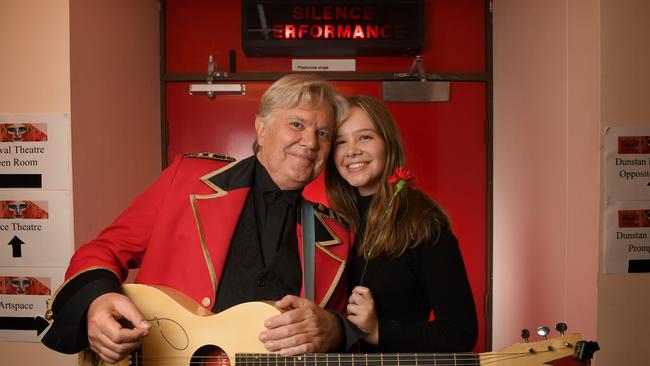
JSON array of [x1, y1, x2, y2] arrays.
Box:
[[241, 0, 424, 57]]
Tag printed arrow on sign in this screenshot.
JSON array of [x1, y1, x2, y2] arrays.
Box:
[[0, 316, 49, 335], [8, 235, 24, 257]]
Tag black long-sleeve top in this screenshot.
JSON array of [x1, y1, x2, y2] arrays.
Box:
[[350, 194, 478, 352]]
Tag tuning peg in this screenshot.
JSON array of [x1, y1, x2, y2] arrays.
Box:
[[575, 340, 600, 361], [521, 328, 530, 342], [555, 322, 568, 336], [537, 326, 550, 340]]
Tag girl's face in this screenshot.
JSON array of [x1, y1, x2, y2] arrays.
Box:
[[333, 107, 386, 196]]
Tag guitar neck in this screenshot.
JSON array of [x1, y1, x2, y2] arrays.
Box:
[[235, 352, 481, 366]]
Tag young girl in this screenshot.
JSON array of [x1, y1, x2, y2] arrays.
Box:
[[326, 95, 478, 352]]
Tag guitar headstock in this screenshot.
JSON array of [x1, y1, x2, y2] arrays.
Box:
[[487, 325, 599, 366], [494, 333, 581, 365]]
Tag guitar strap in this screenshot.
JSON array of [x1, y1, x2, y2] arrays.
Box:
[[300, 200, 315, 302]]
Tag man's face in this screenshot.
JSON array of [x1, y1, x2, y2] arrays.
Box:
[[256, 102, 334, 190]]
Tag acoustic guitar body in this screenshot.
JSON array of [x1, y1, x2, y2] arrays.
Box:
[[78, 284, 279, 366]]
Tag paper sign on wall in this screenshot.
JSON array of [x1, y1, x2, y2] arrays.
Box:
[[0, 113, 71, 190], [0, 113, 73, 342], [0, 191, 72, 267], [604, 127, 650, 273], [0, 267, 64, 342]]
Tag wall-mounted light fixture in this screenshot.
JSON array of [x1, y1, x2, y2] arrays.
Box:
[[189, 83, 246, 98], [382, 55, 450, 103], [188, 55, 246, 98]]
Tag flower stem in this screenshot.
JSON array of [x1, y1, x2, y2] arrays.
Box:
[[358, 183, 403, 285]]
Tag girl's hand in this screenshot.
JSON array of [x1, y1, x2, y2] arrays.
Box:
[[346, 286, 379, 345]]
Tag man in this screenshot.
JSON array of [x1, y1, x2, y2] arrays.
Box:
[[41, 74, 357, 363]]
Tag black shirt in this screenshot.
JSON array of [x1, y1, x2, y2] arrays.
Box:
[[356, 192, 373, 244], [350, 193, 478, 352], [213, 160, 303, 312], [253, 160, 302, 265]]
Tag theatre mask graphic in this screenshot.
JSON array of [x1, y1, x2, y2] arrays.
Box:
[[0, 200, 49, 219], [0, 123, 48, 142], [0, 276, 51, 295]]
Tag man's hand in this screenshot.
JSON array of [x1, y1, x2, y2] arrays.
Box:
[[86, 292, 151, 364], [346, 286, 378, 345], [260, 295, 342, 356]]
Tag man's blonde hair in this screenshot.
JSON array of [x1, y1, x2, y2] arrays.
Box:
[[253, 74, 349, 153]]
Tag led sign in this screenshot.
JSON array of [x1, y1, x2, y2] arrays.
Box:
[[242, 0, 424, 56]]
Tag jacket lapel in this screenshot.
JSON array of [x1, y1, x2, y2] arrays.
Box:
[[190, 158, 256, 297], [191, 156, 346, 308]]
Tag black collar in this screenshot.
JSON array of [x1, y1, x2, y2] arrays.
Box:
[[254, 159, 302, 207]]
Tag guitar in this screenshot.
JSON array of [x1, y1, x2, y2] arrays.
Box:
[[79, 284, 597, 366]]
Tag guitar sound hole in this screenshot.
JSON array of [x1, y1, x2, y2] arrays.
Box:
[[191, 345, 231, 366]]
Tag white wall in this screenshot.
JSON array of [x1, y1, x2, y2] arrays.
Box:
[[492, 0, 599, 351], [495, 1, 650, 364], [69, 0, 161, 249], [0, 0, 71, 113], [0, 0, 160, 365], [598, 1, 650, 365]]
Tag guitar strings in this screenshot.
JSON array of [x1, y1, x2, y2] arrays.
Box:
[[135, 311, 572, 365], [124, 362, 484, 366], [123, 350, 557, 366]]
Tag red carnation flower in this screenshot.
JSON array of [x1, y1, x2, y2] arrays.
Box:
[[388, 167, 416, 189]]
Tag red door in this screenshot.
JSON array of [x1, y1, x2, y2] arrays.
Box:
[[165, 0, 488, 351]]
